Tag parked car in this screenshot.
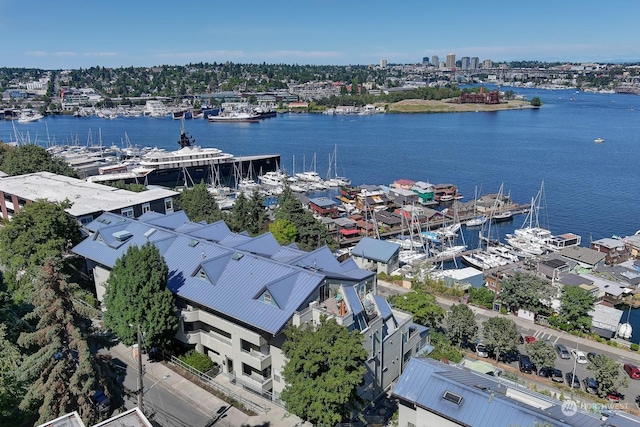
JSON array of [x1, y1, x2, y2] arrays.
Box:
[[538, 367, 551, 378], [92, 390, 111, 414], [524, 335, 536, 344], [555, 344, 570, 359], [476, 343, 489, 358], [583, 377, 599, 394], [624, 363, 640, 379], [607, 390, 625, 402], [550, 368, 563, 383], [571, 349, 588, 364], [518, 354, 536, 374], [565, 371, 580, 388], [587, 351, 599, 362]]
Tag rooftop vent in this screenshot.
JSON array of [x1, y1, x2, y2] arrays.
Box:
[[143, 228, 157, 238], [442, 391, 463, 405], [112, 230, 132, 241]]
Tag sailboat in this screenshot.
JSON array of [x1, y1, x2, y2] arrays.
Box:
[[326, 145, 351, 187], [465, 185, 488, 227]]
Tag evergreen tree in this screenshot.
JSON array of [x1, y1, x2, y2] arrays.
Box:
[[0, 324, 26, 425], [281, 317, 367, 426], [227, 191, 250, 232], [274, 186, 334, 250], [559, 285, 594, 332], [0, 200, 83, 298], [17, 260, 120, 425], [245, 189, 267, 235], [103, 243, 178, 350], [174, 182, 224, 223]]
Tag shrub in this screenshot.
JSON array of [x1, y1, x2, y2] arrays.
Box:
[[178, 349, 214, 373], [630, 343, 639, 352]]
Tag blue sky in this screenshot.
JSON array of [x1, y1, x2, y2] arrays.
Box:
[[2, 0, 640, 69]]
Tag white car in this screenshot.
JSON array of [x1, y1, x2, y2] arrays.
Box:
[[476, 343, 489, 358], [571, 349, 588, 364]]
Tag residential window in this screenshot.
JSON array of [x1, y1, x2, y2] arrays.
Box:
[[78, 215, 93, 225], [121, 207, 134, 217], [164, 198, 173, 211], [142, 202, 150, 213]]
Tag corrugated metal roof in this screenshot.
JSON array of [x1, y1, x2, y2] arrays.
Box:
[[184, 220, 232, 242], [373, 295, 393, 320], [342, 285, 363, 317], [392, 358, 615, 427], [144, 211, 190, 230], [351, 237, 399, 263], [73, 212, 378, 336]]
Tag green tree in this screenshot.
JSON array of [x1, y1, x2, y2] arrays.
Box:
[[469, 287, 495, 309], [269, 218, 297, 245], [274, 186, 334, 250], [558, 286, 594, 332], [482, 317, 520, 361], [281, 317, 367, 426], [174, 182, 224, 223], [587, 354, 629, 398], [526, 340, 556, 369], [228, 189, 267, 235], [0, 324, 26, 425], [499, 272, 554, 313], [103, 243, 178, 350], [0, 144, 78, 177], [530, 97, 542, 107], [17, 260, 121, 425], [444, 304, 477, 347], [0, 200, 82, 297], [390, 292, 444, 327]]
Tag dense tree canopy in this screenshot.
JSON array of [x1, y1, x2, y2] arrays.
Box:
[[274, 186, 334, 251], [499, 272, 554, 313], [390, 291, 445, 327], [444, 304, 478, 347], [558, 285, 594, 331], [587, 354, 629, 398], [481, 317, 520, 361], [227, 190, 267, 235], [0, 324, 25, 424], [526, 340, 556, 369], [174, 182, 224, 223], [0, 144, 78, 177], [0, 200, 82, 296], [269, 218, 297, 245], [103, 243, 178, 350], [281, 317, 367, 426], [17, 260, 121, 425]]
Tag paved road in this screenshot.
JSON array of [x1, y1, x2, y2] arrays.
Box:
[[377, 280, 640, 411]]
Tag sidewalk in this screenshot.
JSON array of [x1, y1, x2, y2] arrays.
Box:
[[111, 343, 307, 427]]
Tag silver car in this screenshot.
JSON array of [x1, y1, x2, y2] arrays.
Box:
[[555, 344, 570, 359], [476, 343, 489, 358]]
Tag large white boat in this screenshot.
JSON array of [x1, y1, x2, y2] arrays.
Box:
[[143, 100, 169, 117], [208, 108, 259, 123], [258, 170, 289, 187], [17, 110, 44, 123]]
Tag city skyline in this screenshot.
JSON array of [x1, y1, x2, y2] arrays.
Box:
[[2, 0, 640, 69]]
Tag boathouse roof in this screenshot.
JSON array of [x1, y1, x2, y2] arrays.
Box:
[[351, 237, 399, 263]]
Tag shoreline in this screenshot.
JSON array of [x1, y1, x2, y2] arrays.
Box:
[[384, 98, 535, 114]]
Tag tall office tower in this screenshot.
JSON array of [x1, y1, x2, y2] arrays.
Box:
[[470, 57, 480, 70], [422, 57, 430, 65], [380, 59, 387, 68], [446, 53, 456, 69], [482, 59, 493, 69], [460, 57, 470, 70], [431, 55, 439, 68]]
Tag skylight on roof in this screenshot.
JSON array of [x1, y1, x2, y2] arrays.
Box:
[[189, 240, 199, 247], [442, 391, 463, 405], [232, 253, 244, 261]]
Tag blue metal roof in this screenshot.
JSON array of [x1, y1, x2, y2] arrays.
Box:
[[342, 285, 364, 317], [393, 358, 612, 427], [144, 211, 190, 230], [309, 197, 337, 208], [184, 221, 232, 242], [351, 237, 399, 263], [72, 212, 379, 336], [373, 295, 393, 320]]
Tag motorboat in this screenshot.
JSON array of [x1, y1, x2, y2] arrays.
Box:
[[465, 215, 488, 227]]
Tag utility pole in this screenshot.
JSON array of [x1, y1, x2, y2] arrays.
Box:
[[137, 323, 144, 414]]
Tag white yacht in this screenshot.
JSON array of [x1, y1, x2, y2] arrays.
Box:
[[143, 100, 170, 117]]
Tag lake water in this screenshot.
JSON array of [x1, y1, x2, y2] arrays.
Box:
[[3, 86, 640, 341]]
